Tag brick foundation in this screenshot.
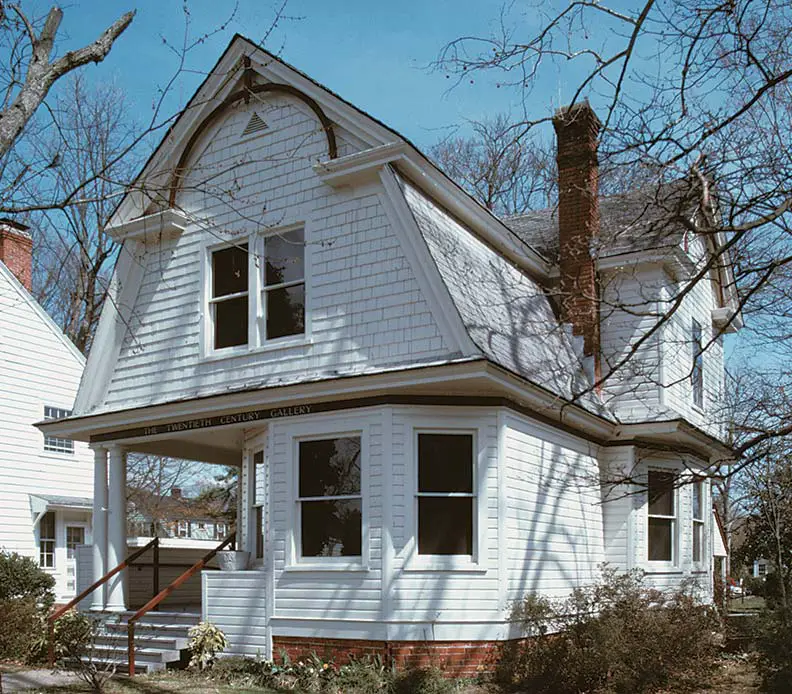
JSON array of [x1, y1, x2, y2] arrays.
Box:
[[272, 636, 507, 678]]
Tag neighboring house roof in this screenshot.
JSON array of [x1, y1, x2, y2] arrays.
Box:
[[0, 262, 85, 365], [504, 181, 699, 263]]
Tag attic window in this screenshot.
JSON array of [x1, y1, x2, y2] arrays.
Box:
[[241, 112, 268, 138]]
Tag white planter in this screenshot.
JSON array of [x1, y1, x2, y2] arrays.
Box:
[[216, 550, 249, 571]]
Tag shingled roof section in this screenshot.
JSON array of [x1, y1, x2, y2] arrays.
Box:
[[398, 173, 604, 412], [504, 181, 700, 263]]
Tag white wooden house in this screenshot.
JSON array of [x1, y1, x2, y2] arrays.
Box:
[[39, 35, 741, 674], [0, 220, 94, 602]]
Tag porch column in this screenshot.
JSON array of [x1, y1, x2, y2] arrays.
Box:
[[106, 445, 127, 612], [90, 446, 108, 611]]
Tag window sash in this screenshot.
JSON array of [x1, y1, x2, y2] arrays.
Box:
[[44, 407, 74, 453], [693, 519, 705, 563], [648, 471, 677, 563]]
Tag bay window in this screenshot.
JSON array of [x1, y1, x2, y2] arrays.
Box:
[[298, 436, 361, 558], [648, 470, 676, 562], [692, 478, 705, 564], [417, 433, 474, 555]]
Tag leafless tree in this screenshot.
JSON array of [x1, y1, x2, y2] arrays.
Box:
[[437, 0, 792, 464], [430, 114, 556, 215], [30, 75, 139, 353]]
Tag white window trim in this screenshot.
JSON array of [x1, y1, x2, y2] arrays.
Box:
[[285, 417, 369, 572], [200, 221, 313, 360], [245, 431, 268, 567], [645, 467, 679, 572], [403, 416, 488, 573], [691, 476, 708, 567]]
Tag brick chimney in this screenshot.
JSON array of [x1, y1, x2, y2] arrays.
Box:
[[0, 219, 33, 291], [171, 487, 182, 499], [552, 102, 601, 382]]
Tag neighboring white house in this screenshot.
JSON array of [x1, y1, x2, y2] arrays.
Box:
[[39, 35, 741, 674], [0, 220, 94, 602]]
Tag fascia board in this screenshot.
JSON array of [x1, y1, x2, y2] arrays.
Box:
[[615, 419, 733, 460], [313, 142, 410, 186], [40, 358, 490, 440]]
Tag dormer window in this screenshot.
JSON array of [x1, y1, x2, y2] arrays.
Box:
[[206, 227, 306, 355], [210, 243, 249, 349]]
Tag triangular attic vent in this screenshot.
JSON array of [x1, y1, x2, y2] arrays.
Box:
[[241, 112, 268, 137]]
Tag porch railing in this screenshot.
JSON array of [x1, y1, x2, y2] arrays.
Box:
[[127, 531, 236, 676], [47, 536, 160, 666]]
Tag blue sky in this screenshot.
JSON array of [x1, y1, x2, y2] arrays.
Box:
[[51, 0, 568, 149]]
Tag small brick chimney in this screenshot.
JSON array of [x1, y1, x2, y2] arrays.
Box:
[[171, 487, 182, 499], [552, 102, 601, 382], [0, 218, 33, 292]]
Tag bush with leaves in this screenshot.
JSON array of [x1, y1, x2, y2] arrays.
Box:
[[188, 621, 228, 671], [0, 551, 57, 662], [0, 551, 55, 607], [754, 605, 792, 692], [497, 566, 721, 694]]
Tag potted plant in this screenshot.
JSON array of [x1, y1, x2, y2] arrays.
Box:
[[216, 549, 249, 571]]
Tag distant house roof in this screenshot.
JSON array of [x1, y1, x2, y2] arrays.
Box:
[[504, 181, 700, 263], [128, 487, 226, 523]]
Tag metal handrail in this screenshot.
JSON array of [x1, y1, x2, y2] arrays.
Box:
[[48, 536, 159, 666], [127, 531, 236, 676]]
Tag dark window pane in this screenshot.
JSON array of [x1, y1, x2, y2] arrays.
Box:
[[692, 481, 703, 520], [266, 284, 305, 339], [418, 434, 473, 493], [265, 229, 304, 286], [301, 499, 361, 557], [418, 497, 473, 555], [215, 296, 248, 349], [648, 517, 673, 561], [256, 507, 264, 559], [648, 471, 675, 516], [213, 244, 248, 297], [299, 438, 361, 497], [693, 523, 702, 563], [40, 512, 55, 539]]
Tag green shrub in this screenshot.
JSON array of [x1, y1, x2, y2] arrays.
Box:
[[335, 655, 392, 693], [0, 551, 55, 607], [188, 621, 228, 671], [754, 605, 792, 692], [744, 576, 767, 598], [498, 566, 721, 694], [0, 597, 45, 662], [393, 666, 455, 694]]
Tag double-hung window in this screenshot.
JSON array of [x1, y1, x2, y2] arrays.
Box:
[[416, 433, 474, 556], [298, 436, 361, 558], [691, 319, 704, 409], [648, 470, 676, 562], [39, 511, 56, 568], [208, 227, 305, 353], [44, 406, 74, 454], [692, 478, 706, 564]]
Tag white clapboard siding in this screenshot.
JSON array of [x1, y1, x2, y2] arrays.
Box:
[[269, 410, 384, 624], [101, 95, 451, 412], [599, 446, 637, 573], [599, 265, 666, 423], [0, 265, 93, 600], [204, 571, 270, 658], [504, 413, 604, 605], [388, 408, 502, 626]]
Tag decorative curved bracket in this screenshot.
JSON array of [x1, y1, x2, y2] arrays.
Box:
[[168, 79, 338, 206]]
